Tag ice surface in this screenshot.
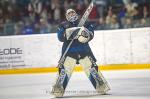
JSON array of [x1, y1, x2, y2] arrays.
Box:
[[0, 70, 150, 99]]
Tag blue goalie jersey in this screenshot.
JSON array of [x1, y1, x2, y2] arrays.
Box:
[[57, 20, 96, 62]]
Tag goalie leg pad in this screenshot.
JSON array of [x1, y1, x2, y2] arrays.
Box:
[[63, 56, 76, 77], [51, 66, 68, 97], [79, 56, 110, 94], [51, 56, 76, 97]]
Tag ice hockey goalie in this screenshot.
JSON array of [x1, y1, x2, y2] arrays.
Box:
[[51, 8, 110, 97]]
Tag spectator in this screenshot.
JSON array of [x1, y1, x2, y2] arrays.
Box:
[[139, 18, 149, 27], [123, 17, 133, 28], [122, 0, 131, 5], [95, 0, 107, 18], [39, 18, 52, 34], [109, 15, 119, 29], [105, 7, 116, 24], [134, 18, 149, 28], [29, 0, 42, 14], [40, 8, 48, 20], [75, 3, 86, 19], [53, 4, 61, 21], [125, 1, 138, 18], [14, 21, 24, 35], [96, 17, 106, 30], [3, 18, 15, 35], [47, 13, 54, 24], [22, 19, 34, 35], [132, 7, 141, 20], [118, 5, 126, 28], [64, 0, 69, 11], [141, 5, 150, 19], [34, 22, 40, 34], [105, 8, 118, 29], [28, 12, 35, 23], [89, 4, 99, 21]]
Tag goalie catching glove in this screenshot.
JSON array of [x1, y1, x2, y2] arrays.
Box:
[[77, 26, 91, 43]]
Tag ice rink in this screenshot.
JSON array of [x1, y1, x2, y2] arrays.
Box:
[[0, 70, 150, 99]]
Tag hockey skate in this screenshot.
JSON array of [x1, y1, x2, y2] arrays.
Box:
[[51, 84, 65, 97], [95, 80, 110, 95]]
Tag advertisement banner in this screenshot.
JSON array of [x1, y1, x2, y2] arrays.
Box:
[[0, 28, 150, 70], [0, 34, 61, 69]]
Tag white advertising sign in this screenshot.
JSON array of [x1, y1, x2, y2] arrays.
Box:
[[0, 28, 150, 70]]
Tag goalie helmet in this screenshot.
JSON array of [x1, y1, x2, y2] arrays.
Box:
[[66, 9, 78, 22]]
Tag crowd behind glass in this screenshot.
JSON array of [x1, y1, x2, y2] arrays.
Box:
[[0, 0, 150, 36]]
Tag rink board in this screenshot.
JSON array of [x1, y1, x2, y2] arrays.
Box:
[[0, 27, 150, 74], [0, 64, 150, 74]]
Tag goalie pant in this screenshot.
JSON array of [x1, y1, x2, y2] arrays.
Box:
[[51, 21, 110, 97]]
